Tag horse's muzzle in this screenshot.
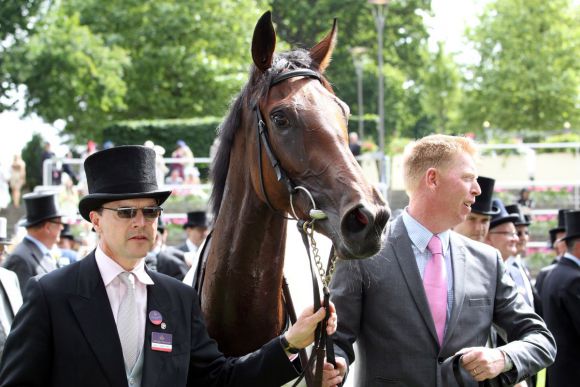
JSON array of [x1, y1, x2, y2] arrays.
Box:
[[339, 204, 390, 259]]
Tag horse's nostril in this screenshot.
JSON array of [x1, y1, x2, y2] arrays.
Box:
[[354, 208, 369, 226], [345, 207, 370, 233]]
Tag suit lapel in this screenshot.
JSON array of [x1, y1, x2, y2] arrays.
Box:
[[142, 272, 173, 387], [390, 218, 439, 345], [24, 239, 54, 274], [68, 253, 127, 387], [0, 270, 23, 316], [443, 232, 467, 348]]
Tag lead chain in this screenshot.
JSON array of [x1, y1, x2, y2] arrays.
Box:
[[303, 221, 337, 289]]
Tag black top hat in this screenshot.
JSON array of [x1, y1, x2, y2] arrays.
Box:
[[22, 192, 64, 227], [183, 211, 209, 229], [78, 146, 172, 221], [60, 224, 75, 240], [505, 204, 531, 226], [472, 176, 500, 216], [562, 210, 580, 242], [549, 209, 569, 247], [549, 209, 569, 234], [489, 198, 520, 229]]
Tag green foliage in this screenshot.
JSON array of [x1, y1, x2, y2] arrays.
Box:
[[102, 117, 222, 159], [422, 42, 461, 133], [0, 0, 43, 41], [4, 11, 130, 136], [270, 0, 434, 145], [21, 133, 44, 190], [2, 0, 267, 140], [461, 0, 580, 134]]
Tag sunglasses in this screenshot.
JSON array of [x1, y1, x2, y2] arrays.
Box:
[[101, 206, 163, 220]]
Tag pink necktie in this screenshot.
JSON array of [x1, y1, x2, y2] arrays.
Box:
[[424, 235, 447, 345]]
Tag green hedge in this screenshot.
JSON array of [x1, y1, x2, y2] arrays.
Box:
[[102, 117, 223, 157]]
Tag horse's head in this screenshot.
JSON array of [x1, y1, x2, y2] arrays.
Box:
[[246, 11, 390, 259]]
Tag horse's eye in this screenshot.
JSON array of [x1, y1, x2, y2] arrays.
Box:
[[271, 112, 289, 128]]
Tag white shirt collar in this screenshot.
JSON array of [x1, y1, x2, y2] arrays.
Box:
[[95, 245, 154, 287]]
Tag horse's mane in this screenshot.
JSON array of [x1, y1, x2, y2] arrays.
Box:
[[210, 49, 330, 218]]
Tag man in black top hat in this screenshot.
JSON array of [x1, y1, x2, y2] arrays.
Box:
[[0, 145, 336, 387], [540, 210, 580, 387], [485, 198, 521, 262], [177, 211, 209, 255], [505, 204, 541, 312], [57, 223, 79, 265], [454, 176, 500, 242], [2, 192, 65, 292], [536, 209, 570, 297], [147, 218, 189, 281]]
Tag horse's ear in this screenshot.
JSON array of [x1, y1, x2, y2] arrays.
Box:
[[252, 11, 276, 72], [309, 18, 337, 73]]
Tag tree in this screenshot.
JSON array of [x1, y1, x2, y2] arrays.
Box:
[[461, 0, 580, 133], [4, 11, 130, 139], [0, 0, 44, 111], [21, 133, 44, 191], [2, 0, 267, 142], [422, 42, 461, 133], [270, 0, 433, 145]]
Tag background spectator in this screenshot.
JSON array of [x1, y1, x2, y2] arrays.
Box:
[[9, 154, 26, 208]]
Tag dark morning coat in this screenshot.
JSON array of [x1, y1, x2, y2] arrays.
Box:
[[0, 252, 298, 387], [330, 216, 556, 387], [540, 257, 580, 387]]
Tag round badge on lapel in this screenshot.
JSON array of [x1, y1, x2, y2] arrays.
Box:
[[149, 310, 163, 325]]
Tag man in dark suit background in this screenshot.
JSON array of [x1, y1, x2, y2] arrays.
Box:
[[536, 209, 569, 296], [2, 192, 65, 292], [0, 145, 336, 387], [540, 210, 580, 387], [0, 221, 23, 360], [327, 134, 555, 387], [453, 175, 499, 242]]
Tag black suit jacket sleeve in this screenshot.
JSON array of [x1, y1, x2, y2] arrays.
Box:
[[185, 284, 298, 386], [0, 276, 52, 385]]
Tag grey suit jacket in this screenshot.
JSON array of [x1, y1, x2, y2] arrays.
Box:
[[330, 216, 555, 387], [3, 238, 57, 292]]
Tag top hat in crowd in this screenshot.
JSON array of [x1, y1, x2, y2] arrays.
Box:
[[472, 176, 500, 216], [549, 209, 569, 247], [22, 192, 64, 227], [489, 198, 520, 230], [183, 211, 209, 229], [562, 210, 580, 242], [505, 204, 531, 226], [60, 224, 76, 241], [0, 217, 12, 245], [78, 146, 172, 221]]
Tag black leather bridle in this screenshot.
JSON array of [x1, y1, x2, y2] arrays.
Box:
[[253, 68, 322, 213]]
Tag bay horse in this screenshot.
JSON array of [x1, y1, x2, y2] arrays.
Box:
[[201, 11, 390, 356]]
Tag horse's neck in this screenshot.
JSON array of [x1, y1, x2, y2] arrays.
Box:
[[202, 162, 288, 355]]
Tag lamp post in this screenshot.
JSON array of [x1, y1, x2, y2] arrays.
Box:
[[369, 0, 389, 188], [350, 47, 367, 138]]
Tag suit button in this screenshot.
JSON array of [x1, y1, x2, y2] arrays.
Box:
[[129, 378, 135, 385], [438, 357, 444, 364]]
